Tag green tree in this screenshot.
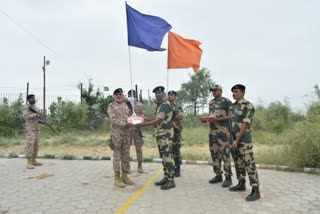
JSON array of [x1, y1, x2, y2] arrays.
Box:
[[177, 68, 215, 116]]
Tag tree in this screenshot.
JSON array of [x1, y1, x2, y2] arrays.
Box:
[[177, 68, 215, 116], [77, 80, 113, 130]]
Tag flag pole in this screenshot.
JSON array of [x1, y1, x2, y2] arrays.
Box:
[[126, 2, 135, 116], [167, 69, 169, 91]]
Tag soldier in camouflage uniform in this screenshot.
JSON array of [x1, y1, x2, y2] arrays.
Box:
[[206, 85, 233, 188], [107, 88, 134, 188], [228, 84, 261, 201], [128, 90, 145, 173], [135, 86, 175, 190], [168, 90, 184, 177], [22, 94, 43, 169]]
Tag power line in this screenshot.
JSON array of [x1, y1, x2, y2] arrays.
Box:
[[0, 7, 56, 55]]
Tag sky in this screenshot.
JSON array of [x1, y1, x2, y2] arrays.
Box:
[[0, 0, 319, 111]]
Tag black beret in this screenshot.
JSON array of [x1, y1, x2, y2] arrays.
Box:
[[210, 85, 222, 91], [168, 90, 177, 96], [27, 94, 35, 100], [113, 88, 123, 95], [231, 84, 246, 92], [128, 89, 135, 95], [152, 86, 165, 93]]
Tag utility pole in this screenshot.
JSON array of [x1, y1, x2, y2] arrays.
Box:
[[42, 56, 50, 116], [26, 82, 29, 101], [80, 83, 83, 103]]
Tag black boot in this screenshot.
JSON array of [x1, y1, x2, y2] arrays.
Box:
[[155, 177, 168, 186], [209, 174, 223, 184], [222, 176, 232, 188], [229, 179, 246, 192], [161, 180, 176, 190], [174, 166, 181, 177], [245, 186, 261, 201]]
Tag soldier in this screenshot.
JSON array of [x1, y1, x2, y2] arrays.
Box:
[[22, 94, 43, 169], [206, 85, 233, 187], [135, 86, 175, 190], [167, 90, 184, 177], [107, 88, 134, 188], [128, 89, 145, 173], [228, 84, 261, 201]]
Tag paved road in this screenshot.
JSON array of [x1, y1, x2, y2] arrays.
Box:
[[0, 159, 319, 214]]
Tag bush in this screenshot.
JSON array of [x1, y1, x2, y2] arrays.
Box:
[[0, 95, 24, 137], [286, 115, 320, 168]]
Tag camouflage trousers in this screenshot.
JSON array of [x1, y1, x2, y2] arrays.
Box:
[[172, 132, 182, 167], [233, 142, 259, 187], [157, 137, 175, 180], [209, 134, 232, 177], [130, 130, 143, 162], [25, 130, 40, 158], [112, 134, 130, 173]]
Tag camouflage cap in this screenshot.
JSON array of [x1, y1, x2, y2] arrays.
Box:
[[113, 88, 123, 95], [168, 90, 177, 96], [210, 85, 222, 91], [152, 86, 165, 93], [231, 84, 246, 92]]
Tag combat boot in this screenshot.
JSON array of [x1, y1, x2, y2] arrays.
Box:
[[121, 170, 134, 185], [155, 177, 168, 186], [229, 179, 246, 192], [161, 179, 176, 190], [114, 172, 125, 188], [222, 176, 232, 188], [26, 158, 34, 169], [32, 156, 43, 166], [209, 174, 223, 184], [245, 186, 261, 201], [174, 166, 181, 177], [137, 161, 144, 173]]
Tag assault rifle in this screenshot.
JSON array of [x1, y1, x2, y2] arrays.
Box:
[[29, 107, 59, 136]]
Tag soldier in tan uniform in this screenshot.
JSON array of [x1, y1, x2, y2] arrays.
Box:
[[22, 94, 43, 169], [107, 88, 134, 188], [128, 90, 145, 173]]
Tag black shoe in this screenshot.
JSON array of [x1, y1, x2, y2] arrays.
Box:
[[229, 180, 246, 192], [161, 180, 176, 190], [245, 187, 261, 201], [222, 176, 232, 188], [174, 166, 181, 177], [155, 177, 168, 186], [209, 175, 223, 184]]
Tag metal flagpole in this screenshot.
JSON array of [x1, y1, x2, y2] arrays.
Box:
[[167, 69, 169, 91], [128, 43, 136, 116]]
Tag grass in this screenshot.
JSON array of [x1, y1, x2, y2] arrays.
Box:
[[0, 126, 313, 167]]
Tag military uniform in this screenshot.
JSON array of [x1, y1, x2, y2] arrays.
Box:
[[154, 98, 175, 182], [129, 100, 145, 172], [208, 97, 233, 179], [230, 98, 259, 187], [107, 101, 131, 174], [170, 102, 183, 173], [22, 104, 40, 159]]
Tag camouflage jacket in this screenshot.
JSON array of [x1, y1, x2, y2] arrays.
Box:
[[170, 102, 183, 132], [22, 104, 39, 132], [230, 98, 255, 143], [208, 97, 232, 135], [153, 99, 173, 139], [107, 101, 130, 136]]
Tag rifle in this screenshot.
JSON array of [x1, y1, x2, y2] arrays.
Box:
[[28, 107, 59, 136]]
